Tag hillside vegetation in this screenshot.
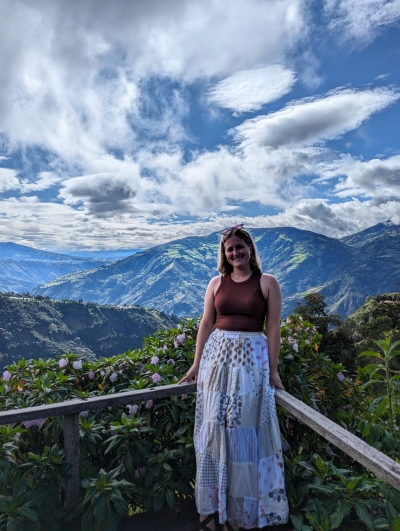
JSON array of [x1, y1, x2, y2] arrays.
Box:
[[1, 316, 399, 531], [0, 293, 177, 368], [34, 222, 400, 318]]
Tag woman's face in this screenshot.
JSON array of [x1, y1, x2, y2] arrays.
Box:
[[224, 234, 252, 268]]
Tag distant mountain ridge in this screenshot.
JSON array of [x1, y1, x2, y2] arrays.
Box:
[[0, 242, 113, 293], [34, 222, 400, 318], [0, 293, 177, 369]]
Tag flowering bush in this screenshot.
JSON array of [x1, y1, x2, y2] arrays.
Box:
[[0, 314, 399, 531]]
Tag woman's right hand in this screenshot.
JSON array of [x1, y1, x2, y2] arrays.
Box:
[[178, 364, 199, 384]]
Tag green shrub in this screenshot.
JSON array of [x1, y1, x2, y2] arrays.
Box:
[[0, 315, 399, 531]]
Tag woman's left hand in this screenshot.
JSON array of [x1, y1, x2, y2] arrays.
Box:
[[270, 368, 285, 390]]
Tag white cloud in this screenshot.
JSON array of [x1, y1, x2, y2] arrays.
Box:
[[326, 0, 400, 43], [207, 65, 296, 113], [0, 168, 20, 192], [320, 154, 400, 197], [0, 0, 306, 165], [233, 88, 399, 148]]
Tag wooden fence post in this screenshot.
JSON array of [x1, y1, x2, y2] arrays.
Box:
[[63, 413, 80, 512]]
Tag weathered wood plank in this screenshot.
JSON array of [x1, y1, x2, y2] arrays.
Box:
[[0, 382, 197, 424], [275, 389, 400, 491], [1, 384, 399, 491], [63, 414, 80, 512]]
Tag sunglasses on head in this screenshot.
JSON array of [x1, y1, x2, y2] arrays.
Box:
[[220, 223, 244, 235]]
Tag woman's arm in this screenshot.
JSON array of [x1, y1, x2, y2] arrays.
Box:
[[261, 274, 285, 390], [178, 276, 220, 383]]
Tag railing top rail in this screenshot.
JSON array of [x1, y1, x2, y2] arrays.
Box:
[[1, 383, 399, 491], [0, 382, 197, 424]]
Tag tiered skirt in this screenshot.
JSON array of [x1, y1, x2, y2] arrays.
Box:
[[194, 329, 289, 529]]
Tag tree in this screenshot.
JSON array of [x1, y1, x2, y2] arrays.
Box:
[[295, 293, 341, 337]]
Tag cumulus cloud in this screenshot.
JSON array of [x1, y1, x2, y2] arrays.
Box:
[[320, 154, 400, 197], [60, 173, 142, 216], [207, 65, 296, 113], [0, 0, 306, 163], [233, 88, 399, 148], [326, 0, 400, 43]]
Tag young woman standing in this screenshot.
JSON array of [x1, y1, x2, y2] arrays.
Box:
[[179, 225, 289, 531]]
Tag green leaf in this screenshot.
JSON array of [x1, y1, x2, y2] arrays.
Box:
[[165, 488, 175, 510], [153, 491, 165, 512], [369, 423, 382, 442], [393, 518, 400, 531], [359, 351, 383, 359], [355, 502, 374, 530], [385, 501, 399, 522]]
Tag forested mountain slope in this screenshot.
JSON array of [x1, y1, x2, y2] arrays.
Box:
[[34, 223, 400, 318], [0, 292, 177, 368]]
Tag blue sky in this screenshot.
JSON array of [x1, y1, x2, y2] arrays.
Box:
[[0, 0, 399, 251]]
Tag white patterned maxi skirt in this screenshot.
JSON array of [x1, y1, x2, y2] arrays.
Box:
[[194, 329, 289, 529]]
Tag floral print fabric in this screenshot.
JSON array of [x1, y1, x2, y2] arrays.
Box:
[[194, 329, 289, 529]]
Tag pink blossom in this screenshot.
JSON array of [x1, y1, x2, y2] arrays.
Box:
[[2, 370, 11, 382], [150, 356, 159, 365], [110, 373, 118, 383], [72, 360, 82, 370], [151, 373, 161, 383], [287, 336, 296, 344], [145, 399, 153, 409], [58, 359, 68, 368], [337, 372, 345, 382], [126, 404, 138, 415], [88, 370, 95, 380], [167, 359, 175, 365]]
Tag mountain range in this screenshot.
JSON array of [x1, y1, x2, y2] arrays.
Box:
[[0, 242, 114, 293], [31, 221, 400, 318]]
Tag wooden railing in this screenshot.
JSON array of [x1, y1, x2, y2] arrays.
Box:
[[1, 383, 399, 511]]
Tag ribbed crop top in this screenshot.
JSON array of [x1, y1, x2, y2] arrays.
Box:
[[214, 271, 268, 332]]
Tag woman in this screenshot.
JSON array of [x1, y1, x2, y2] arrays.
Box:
[[179, 225, 289, 531]]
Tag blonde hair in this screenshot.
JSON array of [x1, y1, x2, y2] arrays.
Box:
[[218, 228, 262, 275]]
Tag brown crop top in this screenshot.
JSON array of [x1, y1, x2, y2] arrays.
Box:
[[214, 271, 268, 332]]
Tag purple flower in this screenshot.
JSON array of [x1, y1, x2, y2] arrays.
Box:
[[293, 342, 299, 353], [145, 399, 153, 409], [174, 333, 186, 348], [110, 373, 118, 383], [58, 358, 68, 368], [150, 356, 159, 365], [281, 441, 289, 452], [72, 360, 82, 370], [22, 418, 43, 428], [180, 394, 188, 400], [126, 404, 138, 415], [2, 370, 11, 382], [167, 359, 175, 365], [134, 469, 141, 479], [337, 372, 345, 382], [88, 370, 95, 380], [162, 345, 168, 352], [151, 373, 161, 383]]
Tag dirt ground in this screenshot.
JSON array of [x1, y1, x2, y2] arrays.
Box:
[[119, 499, 294, 531]]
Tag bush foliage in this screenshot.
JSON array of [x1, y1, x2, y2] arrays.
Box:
[[1, 315, 399, 531]]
